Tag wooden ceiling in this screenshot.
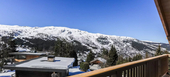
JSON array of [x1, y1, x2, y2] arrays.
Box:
[[154, 0, 170, 44]]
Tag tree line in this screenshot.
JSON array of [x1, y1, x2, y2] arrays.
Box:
[[54, 39, 169, 71], [1, 36, 169, 72], [0, 39, 17, 71], [80, 45, 119, 71]]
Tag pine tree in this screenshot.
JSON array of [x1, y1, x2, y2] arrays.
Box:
[[54, 39, 61, 56], [132, 54, 142, 61], [128, 57, 132, 62], [66, 42, 73, 57], [137, 54, 142, 60], [9, 39, 17, 52], [86, 50, 94, 63], [107, 45, 118, 66], [69, 50, 78, 66], [116, 56, 132, 65], [145, 52, 149, 58], [163, 49, 169, 54], [0, 44, 11, 70], [0, 58, 4, 71], [54, 39, 68, 57], [102, 48, 108, 56], [155, 45, 162, 56], [80, 62, 89, 71], [116, 56, 123, 65], [54, 39, 78, 58], [80, 62, 84, 70]]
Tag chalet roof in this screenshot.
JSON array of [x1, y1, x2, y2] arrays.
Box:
[[9, 52, 47, 56], [16, 47, 31, 52], [4, 57, 75, 72], [155, 0, 170, 44], [90, 57, 106, 64], [89, 64, 101, 70]]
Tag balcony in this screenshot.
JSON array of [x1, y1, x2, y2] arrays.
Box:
[[69, 54, 169, 77]]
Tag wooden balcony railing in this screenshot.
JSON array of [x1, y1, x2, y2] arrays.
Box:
[[69, 54, 169, 77]]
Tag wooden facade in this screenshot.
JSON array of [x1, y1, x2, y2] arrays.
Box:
[[15, 55, 40, 62], [90, 60, 102, 64], [9, 52, 47, 62], [26, 55, 40, 60], [16, 70, 52, 77], [155, 0, 170, 43]]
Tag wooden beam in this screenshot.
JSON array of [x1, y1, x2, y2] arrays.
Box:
[[154, 0, 170, 44]]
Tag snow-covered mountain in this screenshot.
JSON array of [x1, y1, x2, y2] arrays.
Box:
[[0, 25, 169, 57]]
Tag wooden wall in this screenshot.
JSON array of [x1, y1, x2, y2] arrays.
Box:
[[15, 55, 40, 62], [16, 70, 52, 77], [26, 55, 40, 60]]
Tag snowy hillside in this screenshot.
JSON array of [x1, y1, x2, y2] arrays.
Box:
[[0, 25, 169, 57]]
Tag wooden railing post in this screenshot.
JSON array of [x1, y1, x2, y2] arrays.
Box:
[[158, 58, 161, 77], [130, 68, 132, 77], [116, 70, 122, 77], [145, 62, 148, 77]]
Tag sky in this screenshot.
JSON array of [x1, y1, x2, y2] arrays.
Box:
[[0, 0, 168, 43]]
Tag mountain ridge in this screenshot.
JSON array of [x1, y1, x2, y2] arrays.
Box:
[[0, 25, 169, 58]]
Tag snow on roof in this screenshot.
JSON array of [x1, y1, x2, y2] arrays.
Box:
[[4, 57, 74, 70], [9, 52, 47, 56], [89, 64, 101, 70], [90, 57, 106, 63], [16, 47, 31, 52]]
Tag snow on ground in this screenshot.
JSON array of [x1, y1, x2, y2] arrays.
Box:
[[69, 68, 84, 75], [69, 66, 91, 76], [16, 47, 31, 52], [69, 66, 84, 76], [0, 70, 15, 77], [0, 72, 14, 77]]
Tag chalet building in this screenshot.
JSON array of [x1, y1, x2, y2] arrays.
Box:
[[9, 52, 47, 62], [4, 56, 75, 77], [90, 57, 106, 64], [89, 57, 106, 70]]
